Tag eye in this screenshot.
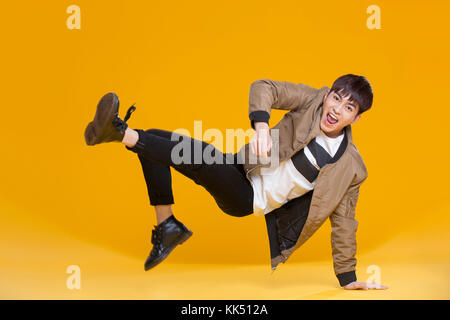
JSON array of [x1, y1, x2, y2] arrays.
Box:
[[334, 95, 339, 101], [346, 106, 353, 111]]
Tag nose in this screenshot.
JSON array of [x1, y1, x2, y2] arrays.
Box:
[[333, 102, 345, 114]]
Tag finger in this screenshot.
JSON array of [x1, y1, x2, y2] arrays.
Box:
[[262, 150, 268, 160], [367, 283, 380, 290], [349, 282, 366, 290], [372, 283, 389, 290], [263, 140, 269, 159], [259, 139, 267, 159], [256, 138, 260, 156], [258, 138, 264, 157], [370, 283, 381, 289], [262, 136, 268, 153], [250, 140, 255, 155]]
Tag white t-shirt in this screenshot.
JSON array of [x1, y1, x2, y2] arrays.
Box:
[[249, 130, 345, 216]]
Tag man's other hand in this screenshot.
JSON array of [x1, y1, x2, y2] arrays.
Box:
[[343, 281, 389, 290]]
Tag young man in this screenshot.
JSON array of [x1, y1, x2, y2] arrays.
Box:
[[84, 74, 387, 290]]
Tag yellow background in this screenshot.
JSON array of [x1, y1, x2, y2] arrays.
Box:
[[1, 0, 449, 299]]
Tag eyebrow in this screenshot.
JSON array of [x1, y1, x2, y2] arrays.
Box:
[[335, 92, 356, 108]]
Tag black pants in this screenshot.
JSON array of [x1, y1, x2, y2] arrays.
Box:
[[125, 128, 254, 217]]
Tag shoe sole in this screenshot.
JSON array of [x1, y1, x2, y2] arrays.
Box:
[[144, 229, 193, 271], [84, 92, 119, 146]]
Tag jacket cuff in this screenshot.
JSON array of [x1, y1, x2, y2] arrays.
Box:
[[249, 111, 270, 130], [337, 270, 357, 287]]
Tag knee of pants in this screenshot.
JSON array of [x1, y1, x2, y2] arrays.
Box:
[[220, 205, 252, 218], [227, 211, 252, 218]]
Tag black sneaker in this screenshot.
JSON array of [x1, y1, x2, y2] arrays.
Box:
[[84, 92, 136, 146], [144, 215, 193, 271]]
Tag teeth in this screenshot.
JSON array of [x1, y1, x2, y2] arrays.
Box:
[[329, 113, 338, 121]]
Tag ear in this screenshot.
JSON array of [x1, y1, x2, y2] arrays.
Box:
[[351, 113, 361, 124]]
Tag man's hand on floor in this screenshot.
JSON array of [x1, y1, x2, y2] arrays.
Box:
[[343, 281, 389, 290]]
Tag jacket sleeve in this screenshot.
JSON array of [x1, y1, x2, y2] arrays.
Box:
[[329, 177, 366, 287], [248, 79, 319, 129]]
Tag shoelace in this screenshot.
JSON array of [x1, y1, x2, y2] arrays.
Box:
[[112, 103, 136, 132], [151, 227, 163, 246], [123, 103, 136, 122]]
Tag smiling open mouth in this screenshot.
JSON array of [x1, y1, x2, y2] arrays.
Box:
[[326, 113, 338, 125]]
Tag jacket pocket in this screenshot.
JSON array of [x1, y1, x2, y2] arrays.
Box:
[[344, 190, 360, 219]]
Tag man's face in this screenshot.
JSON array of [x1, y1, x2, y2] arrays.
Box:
[[320, 88, 361, 138]]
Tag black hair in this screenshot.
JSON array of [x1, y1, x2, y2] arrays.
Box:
[[330, 74, 373, 115]]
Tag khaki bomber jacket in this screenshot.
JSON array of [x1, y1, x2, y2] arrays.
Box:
[[236, 79, 368, 286]]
